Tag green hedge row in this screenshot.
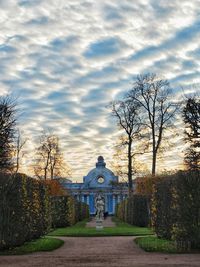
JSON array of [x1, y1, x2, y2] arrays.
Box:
[[151, 171, 200, 248], [0, 173, 51, 250], [0, 173, 89, 250], [116, 195, 149, 227], [51, 196, 89, 228]]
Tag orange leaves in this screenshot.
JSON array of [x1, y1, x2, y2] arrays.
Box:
[[135, 176, 163, 196], [42, 179, 67, 196]]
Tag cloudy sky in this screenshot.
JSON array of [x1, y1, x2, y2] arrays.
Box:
[[0, 0, 200, 180]]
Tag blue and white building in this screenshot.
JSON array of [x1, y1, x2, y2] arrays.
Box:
[[61, 156, 129, 215]]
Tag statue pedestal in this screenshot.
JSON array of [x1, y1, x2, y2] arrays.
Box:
[[96, 219, 104, 230]]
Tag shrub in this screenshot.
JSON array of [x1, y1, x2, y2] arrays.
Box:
[[0, 173, 51, 250], [116, 195, 149, 227], [51, 196, 89, 228], [151, 177, 174, 239], [151, 171, 200, 248], [0, 173, 89, 250]]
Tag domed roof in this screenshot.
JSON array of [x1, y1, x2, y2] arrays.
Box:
[[83, 156, 118, 188]]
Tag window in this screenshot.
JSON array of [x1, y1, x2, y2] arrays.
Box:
[[97, 176, 105, 184]]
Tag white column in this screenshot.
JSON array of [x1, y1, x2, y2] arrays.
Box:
[[118, 195, 120, 203], [104, 194, 107, 212], [81, 195, 84, 203], [113, 195, 116, 214], [87, 195, 89, 205]]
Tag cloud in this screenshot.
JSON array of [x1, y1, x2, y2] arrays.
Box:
[[0, 0, 200, 179]]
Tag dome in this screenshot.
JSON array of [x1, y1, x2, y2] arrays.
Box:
[[83, 156, 118, 188]]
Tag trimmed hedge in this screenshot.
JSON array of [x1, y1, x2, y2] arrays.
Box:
[[0, 173, 90, 250], [0, 173, 51, 250], [151, 171, 200, 248], [116, 195, 149, 227], [151, 177, 174, 240], [51, 196, 89, 228]]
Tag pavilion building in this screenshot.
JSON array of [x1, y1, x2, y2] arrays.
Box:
[[61, 156, 129, 215]]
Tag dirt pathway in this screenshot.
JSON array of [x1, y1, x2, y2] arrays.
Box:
[[1, 236, 200, 267]]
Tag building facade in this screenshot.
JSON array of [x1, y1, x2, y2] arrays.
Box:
[[62, 156, 129, 215]]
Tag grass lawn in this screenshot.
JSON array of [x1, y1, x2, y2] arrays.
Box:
[[135, 236, 195, 253], [0, 237, 64, 255], [48, 217, 153, 237]]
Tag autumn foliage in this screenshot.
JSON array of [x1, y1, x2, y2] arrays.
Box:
[[134, 176, 163, 197], [42, 179, 67, 196]]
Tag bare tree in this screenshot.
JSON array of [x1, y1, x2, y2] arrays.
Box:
[[110, 99, 141, 194], [111, 138, 128, 180], [112, 136, 149, 180], [0, 96, 17, 172], [128, 73, 178, 176], [49, 138, 71, 179], [34, 133, 56, 180], [15, 129, 28, 173], [34, 132, 71, 180]]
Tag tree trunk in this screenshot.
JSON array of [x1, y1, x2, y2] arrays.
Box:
[[44, 166, 48, 180], [16, 151, 19, 174], [50, 166, 54, 180], [44, 153, 50, 180], [128, 137, 133, 195], [152, 150, 156, 176], [152, 125, 156, 176]]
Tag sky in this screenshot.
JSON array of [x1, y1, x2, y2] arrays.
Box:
[[0, 0, 200, 180]]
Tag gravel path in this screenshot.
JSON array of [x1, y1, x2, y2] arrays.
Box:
[[1, 236, 200, 267]]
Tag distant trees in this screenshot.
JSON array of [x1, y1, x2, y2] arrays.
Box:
[[110, 99, 141, 193], [34, 133, 71, 180], [183, 96, 200, 170], [0, 96, 71, 179], [128, 73, 178, 176], [0, 96, 17, 172]]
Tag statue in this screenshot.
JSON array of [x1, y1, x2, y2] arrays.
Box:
[[95, 194, 104, 221]]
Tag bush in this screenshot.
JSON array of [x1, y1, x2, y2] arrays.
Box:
[[116, 195, 149, 227], [0, 173, 51, 250], [151, 171, 200, 248], [151, 177, 174, 239], [51, 196, 89, 228], [0, 173, 89, 250]]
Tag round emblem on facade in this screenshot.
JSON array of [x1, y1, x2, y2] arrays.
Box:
[[97, 176, 105, 184]]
